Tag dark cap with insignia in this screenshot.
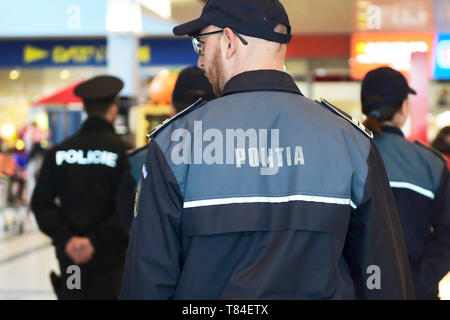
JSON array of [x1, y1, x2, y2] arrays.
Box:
[[74, 75, 124, 103], [361, 67, 416, 119], [173, 0, 292, 44]]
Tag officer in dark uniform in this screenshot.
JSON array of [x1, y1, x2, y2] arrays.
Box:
[[121, 0, 413, 299], [361, 67, 450, 300], [31, 75, 130, 300]]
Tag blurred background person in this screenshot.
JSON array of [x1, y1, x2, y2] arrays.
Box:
[[30, 75, 130, 299], [362, 67, 450, 300], [431, 126, 450, 170], [115, 66, 216, 230]]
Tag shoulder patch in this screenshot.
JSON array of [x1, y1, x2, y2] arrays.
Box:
[[317, 98, 373, 139], [146, 98, 208, 141], [414, 141, 447, 163]]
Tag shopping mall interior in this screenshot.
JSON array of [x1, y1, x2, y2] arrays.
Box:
[[0, 0, 449, 300]]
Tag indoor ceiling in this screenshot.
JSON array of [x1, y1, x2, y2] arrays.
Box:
[[170, 0, 354, 34]]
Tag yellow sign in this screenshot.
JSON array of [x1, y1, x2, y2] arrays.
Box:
[[24, 45, 49, 63], [52, 46, 105, 63], [139, 45, 151, 63], [23, 44, 151, 64]]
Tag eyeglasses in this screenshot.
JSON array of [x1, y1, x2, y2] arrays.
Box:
[[192, 29, 248, 56]]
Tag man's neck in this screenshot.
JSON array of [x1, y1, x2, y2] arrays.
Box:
[[228, 64, 285, 84]]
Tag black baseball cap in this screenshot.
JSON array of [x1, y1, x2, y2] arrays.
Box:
[[173, 0, 292, 44], [74, 75, 123, 103], [361, 67, 416, 117], [172, 66, 216, 113]]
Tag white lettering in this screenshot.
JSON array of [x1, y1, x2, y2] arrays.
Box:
[[286, 146, 292, 166], [193, 121, 203, 164], [366, 265, 381, 290], [55, 149, 118, 167], [294, 146, 305, 165], [203, 128, 223, 165], [248, 147, 260, 167], [171, 129, 191, 165], [66, 265, 81, 290], [235, 148, 246, 168]]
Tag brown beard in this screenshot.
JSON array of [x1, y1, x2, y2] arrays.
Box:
[[205, 45, 226, 97]]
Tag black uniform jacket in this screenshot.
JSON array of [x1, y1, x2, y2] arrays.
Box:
[[31, 116, 129, 251], [374, 126, 450, 299]]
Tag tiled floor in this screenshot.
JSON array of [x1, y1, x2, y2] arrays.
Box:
[[0, 207, 58, 299], [0, 206, 448, 300]]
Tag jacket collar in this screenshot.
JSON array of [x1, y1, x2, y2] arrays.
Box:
[[381, 125, 405, 138], [222, 70, 303, 97]]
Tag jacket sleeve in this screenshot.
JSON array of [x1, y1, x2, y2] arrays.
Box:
[[114, 161, 137, 232], [88, 152, 130, 250], [30, 149, 73, 247], [343, 141, 415, 300], [120, 140, 183, 300], [413, 167, 450, 299]]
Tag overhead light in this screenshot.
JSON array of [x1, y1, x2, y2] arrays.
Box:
[[36, 113, 49, 130], [106, 0, 142, 33], [60, 70, 70, 80], [9, 70, 20, 80], [16, 140, 25, 151], [139, 0, 171, 19], [0, 124, 16, 140], [316, 69, 327, 77]]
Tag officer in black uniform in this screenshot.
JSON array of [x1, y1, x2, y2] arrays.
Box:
[[361, 67, 450, 299], [31, 75, 130, 300]]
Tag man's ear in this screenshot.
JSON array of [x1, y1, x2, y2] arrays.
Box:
[[401, 98, 410, 118], [106, 102, 119, 123], [222, 28, 238, 59]]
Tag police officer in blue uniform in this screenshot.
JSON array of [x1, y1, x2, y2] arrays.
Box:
[[121, 0, 414, 299], [31, 75, 130, 299], [361, 67, 450, 300]]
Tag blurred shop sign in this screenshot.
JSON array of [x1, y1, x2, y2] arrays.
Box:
[[0, 39, 196, 68], [287, 35, 350, 58], [350, 32, 434, 80], [354, 0, 433, 32], [435, 0, 450, 31], [434, 34, 450, 79]]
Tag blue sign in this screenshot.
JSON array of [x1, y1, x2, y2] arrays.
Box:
[[0, 38, 197, 68], [434, 34, 450, 80]]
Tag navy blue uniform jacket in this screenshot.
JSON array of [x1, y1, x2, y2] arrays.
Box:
[[374, 126, 450, 299], [121, 70, 414, 299]]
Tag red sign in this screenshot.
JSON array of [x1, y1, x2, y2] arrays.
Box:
[[286, 35, 350, 58]]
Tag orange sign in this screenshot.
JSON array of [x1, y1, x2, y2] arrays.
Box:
[[350, 32, 435, 80]]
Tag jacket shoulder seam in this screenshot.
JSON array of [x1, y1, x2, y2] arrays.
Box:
[[146, 99, 208, 140], [317, 98, 373, 139], [414, 141, 447, 163]]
